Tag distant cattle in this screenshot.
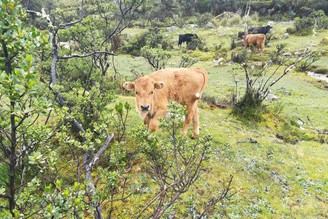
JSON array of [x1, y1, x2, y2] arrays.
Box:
[[58, 41, 80, 51], [178, 34, 198, 46], [123, 67, 208, 138], [248, 25, 272, 35], [237, 31, 246, 39], [244, 34, 266, 51]]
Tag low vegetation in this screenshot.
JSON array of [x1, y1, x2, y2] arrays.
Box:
[[1, 0, 327, 218]]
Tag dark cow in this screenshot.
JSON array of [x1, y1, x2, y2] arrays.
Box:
[[178, 34, 198, 46], [248, 25, 272, 35], [237, 31, 246, 39]]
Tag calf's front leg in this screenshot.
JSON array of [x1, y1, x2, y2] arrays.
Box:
[[146, 107, 167, 132]]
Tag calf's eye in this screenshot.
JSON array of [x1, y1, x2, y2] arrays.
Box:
[[135, 91, 139, 95], [149, 91, 154, 95]]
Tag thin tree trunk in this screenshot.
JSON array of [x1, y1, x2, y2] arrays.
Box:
[[9, 102, 16, 217], [2, 38, 16, 217]]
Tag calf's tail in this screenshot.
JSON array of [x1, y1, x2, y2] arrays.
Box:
[[194, 68, 208, 100]]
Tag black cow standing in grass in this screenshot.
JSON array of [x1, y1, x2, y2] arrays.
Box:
[[248, 25, 272, 35], [178, 33, 198, 46]]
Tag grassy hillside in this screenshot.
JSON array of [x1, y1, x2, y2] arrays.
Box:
[[115, 22, 328, 218]]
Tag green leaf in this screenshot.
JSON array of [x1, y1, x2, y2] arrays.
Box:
[[44, 185, 52, 193], [7, 2, 15, 11], [62, 189, 70, 198], [26, 54, 33, 63], [55, 179, 62, 190]]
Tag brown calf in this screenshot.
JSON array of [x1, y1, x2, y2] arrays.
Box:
[[123, 68, 208, 138], [244, 34, 266, 51]]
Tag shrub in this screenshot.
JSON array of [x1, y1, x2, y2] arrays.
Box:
[[310, 10, 328, 29], [196, 12, 213, 27], [250, 12, 259, 22], [231, 38, 237, 50], [132, 102, 217, 218], [230, 15, 242, 26], [231, 50, 247, 63], [320, 37, 328, 45], [217, 13, 243, 26], [295, 52, 319, 72], [286, 27, 297, 34], [179, 54, 199, 68], [277, 119, 316, 144], [269, 44, 286, 65], [186, 37, 204, 50], [293, 17, 314, 35], [140, 46, 171, 70], [232, 88, 264, 122], [121, 28, 170, 56]]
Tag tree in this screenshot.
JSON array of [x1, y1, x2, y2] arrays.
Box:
[[0, 0, 50, 216], [24, 0, 145, 218], [232, 46, 318, 121]]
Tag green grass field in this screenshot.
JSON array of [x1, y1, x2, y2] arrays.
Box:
[[116, 22, 328, 218]]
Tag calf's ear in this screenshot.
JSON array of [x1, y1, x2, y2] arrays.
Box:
[[154, 81, 164, 89], [123, 82, 135, 91]]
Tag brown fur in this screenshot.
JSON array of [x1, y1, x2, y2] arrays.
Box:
[[243, 34, 266, 51], [123, 67, 208, 138]]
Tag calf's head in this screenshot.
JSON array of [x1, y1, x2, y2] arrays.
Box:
[[123, 77, 164, 118]]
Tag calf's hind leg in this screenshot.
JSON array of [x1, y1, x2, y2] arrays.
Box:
[[182, 102, 198, 138], [192, 106, 199, 139]]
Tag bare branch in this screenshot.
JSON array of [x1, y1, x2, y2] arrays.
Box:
[[197, 174, 234, 219], [101, 0, 145, 46], [59, 51, 114, 60], [90, 134, 114, 166]]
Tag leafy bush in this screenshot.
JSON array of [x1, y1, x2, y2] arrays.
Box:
[[232, 88, 264, 122], [310, 10, 328, 29], [140, 46, 171, 70], [179, 54, 199, 68], [122, 28, 170, 56], [277, 119, 316, 144], [132, 102, 216, 218], [186, 37, 204, 50], [231, 50, 247, 63], [295, 52, 319, 72], [196, 12, 213, 26], [269, 44, 286, 65], [231, 38, 237, 50], [230, 15, 242, 26], [293, 17, 314, 35], [294, 16, 313, 30]]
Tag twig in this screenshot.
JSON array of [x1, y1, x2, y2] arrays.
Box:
[[90, 134, 115, 166], [59, 51, 114, 59], [306, 116, 321, 134]]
